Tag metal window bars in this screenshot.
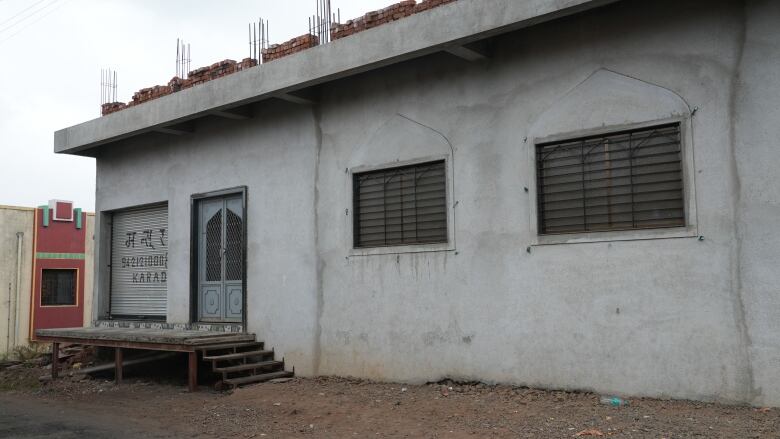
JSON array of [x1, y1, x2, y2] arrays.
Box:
[[536, 123, 685, 235], [353, 161, 448, 248]]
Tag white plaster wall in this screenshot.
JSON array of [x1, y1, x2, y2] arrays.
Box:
[[314, 0, 754, 403], [733, 0, 780, 408], [83, 213, 95, 327], [94, 104, 320, 371], [0, 207, 34, 356], [91, 0, 780, 405]]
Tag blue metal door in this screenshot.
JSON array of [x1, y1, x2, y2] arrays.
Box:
[[198, 196, 243, 322]]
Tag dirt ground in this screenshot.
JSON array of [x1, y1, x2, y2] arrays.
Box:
[[1, 363, 778, 438]]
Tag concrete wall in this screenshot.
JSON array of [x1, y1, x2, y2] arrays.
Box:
[[0, 207, 34, 357], [733, 0, 780, 407], [93, 103, 320, 353], [83, 214, 95, 327], [92, 0, 780, 405]]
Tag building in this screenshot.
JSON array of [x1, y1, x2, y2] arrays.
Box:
[[0, 201, 94, 357], [51, 0, 780, 405]]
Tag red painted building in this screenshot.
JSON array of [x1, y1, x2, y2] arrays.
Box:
[[28, 200, 92, 340]]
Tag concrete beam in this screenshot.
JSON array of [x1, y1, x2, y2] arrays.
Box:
[[54, 0, 621, 155], [153, 123, 194, 136], [445, 43, 489, 61], [210, 108, 253, 120], [274, 92, 316, 106]]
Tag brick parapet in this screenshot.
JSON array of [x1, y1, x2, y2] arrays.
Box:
[[261, 34, 320, 63], [331, 0, 456, 41], [100, 0, 458, 116]]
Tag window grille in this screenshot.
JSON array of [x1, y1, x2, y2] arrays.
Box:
[[41, 269, 77, 306], [536, 123, 685, 234], [205, 211, 222, 282], [353, 160, 448, 247], [225, 209, 243, 281]]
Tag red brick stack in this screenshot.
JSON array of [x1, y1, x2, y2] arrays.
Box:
[[184, 60, 230, 89], [181, 57, 258, 89], [331, 0, 457, 41], [101, 102, 127, 116], [98, 0, 460, 116], [238, 57, 258, 70], [331, 0, 416, 40], [262, 34, 319, 63], [168, 76, 185, 93], [413, 0, 457, 13], [101, 58, 260, 115], [129, 85, 172, 106]]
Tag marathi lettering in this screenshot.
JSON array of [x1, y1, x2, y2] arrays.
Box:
[[141, 229, 155, 249], [125, 232, 136, 248], [131, 271, 167, 284], [122, 227, 168, 285], [121, 252, 168, 269]]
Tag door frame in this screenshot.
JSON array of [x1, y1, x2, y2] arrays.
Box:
[[189, 186, 247, 327]]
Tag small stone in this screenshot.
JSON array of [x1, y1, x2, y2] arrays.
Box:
[[269, 377, 293, 384]]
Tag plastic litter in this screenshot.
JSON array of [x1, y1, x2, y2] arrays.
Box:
[[599, 396, 628, 407]]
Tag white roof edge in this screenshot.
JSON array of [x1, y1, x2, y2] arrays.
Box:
[[54, 0, 619, 155]]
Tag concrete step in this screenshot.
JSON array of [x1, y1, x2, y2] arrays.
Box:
[[203, 349, 273, 362], [224, 370, 294, 387], [214, 360, 283, 374]]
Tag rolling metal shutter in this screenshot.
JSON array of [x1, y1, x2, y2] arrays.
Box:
[[353, 160, 448, 247], [110, 204, 168, 318], [536, 123, 685, 234]]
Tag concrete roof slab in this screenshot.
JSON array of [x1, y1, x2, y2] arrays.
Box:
[[54, 0, 619, 155]]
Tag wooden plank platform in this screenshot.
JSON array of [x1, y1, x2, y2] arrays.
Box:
[[34, 327, 254, 392], [35, 327, 252, 347]]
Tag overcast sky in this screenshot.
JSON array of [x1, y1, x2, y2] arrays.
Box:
[[0, 0, 390, 211]]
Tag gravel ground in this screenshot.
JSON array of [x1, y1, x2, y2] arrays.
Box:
[[1, 364, 778, 438]]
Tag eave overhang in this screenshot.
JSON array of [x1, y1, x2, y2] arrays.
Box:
[[54, 0, 620, 156]]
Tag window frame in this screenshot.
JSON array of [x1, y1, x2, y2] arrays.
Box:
[[40, 268, 79, 307], [528, 117, 699, 246], [348, 155, 456, 256]]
